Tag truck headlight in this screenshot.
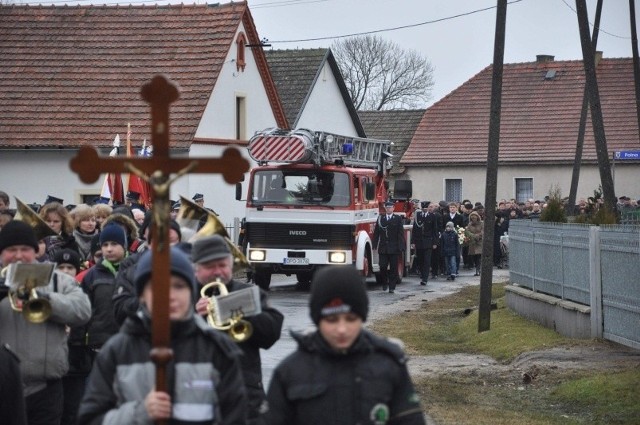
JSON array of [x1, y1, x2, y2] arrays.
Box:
[[328, 251, 346, 263], [249, 249, 266, 262]]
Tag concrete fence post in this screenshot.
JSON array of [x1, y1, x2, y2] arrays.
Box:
[[589, 226, 603, 338]]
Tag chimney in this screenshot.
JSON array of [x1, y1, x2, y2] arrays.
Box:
[[536, 54, 555, 63], [594, 51, 603, 66]]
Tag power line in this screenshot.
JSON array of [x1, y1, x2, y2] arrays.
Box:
[[559, 0, 630, 39], [265, 0, 525, 43]]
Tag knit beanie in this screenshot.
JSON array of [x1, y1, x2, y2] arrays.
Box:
[[446, 221, 455, 229], [134, 246, 196, 297], [0, 220, 39, 253], [309, 266, 369, 325], [100, 223, 127, 248], [53, 248, 81, 273]]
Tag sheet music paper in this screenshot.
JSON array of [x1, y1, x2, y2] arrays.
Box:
[[4, 262, 55, 288]]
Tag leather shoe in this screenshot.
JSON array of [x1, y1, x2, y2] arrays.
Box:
[[420, 281, 427, 286], [389, 289, 395, 294], [382, 285, 388, 291]]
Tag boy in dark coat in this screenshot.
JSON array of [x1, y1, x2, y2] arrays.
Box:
[[263, 266, 426, 425]]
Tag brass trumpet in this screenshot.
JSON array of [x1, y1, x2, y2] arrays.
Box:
[[14, 197, 57, 241], [200, 278, 253, 342], [177, 196, 251, 271], [1, 265, 52, 324]]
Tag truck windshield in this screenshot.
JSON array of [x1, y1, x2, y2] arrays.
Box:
[[251, 170, 350, 207]]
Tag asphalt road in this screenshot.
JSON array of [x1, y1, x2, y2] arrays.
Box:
[[259, 267, 511, 389]]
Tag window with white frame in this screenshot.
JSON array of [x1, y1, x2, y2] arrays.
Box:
[[445, 179, 462, 202], [515, 178, 533, 203]]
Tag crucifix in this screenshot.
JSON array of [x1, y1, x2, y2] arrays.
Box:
[[70, 75, 249, 422]]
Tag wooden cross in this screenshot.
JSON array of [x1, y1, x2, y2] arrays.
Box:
[[70, 75, 249, 419]]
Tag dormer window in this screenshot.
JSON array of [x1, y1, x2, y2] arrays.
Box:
[[236, 32, 247, 72]]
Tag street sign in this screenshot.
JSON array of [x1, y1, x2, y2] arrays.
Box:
[[613, 151, 640, 160]]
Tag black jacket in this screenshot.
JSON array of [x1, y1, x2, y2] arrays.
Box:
[[411, 211, 439, 249], [0, 343, 27, 425], [111, 252, 143, 326], [82, 260, 121, 348], [77, 310, 248, 425], [205, 279, 284, 423], [263, 330, 425, 425], [373, 214, 406, 254]]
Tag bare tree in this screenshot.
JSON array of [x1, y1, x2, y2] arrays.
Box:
[[332, 35, 435, 110]]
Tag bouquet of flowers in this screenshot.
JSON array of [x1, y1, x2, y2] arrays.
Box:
[[456, 225, 470, 246]]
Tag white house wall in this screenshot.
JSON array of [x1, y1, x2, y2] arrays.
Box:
[[183, 22, 277, 227], [0, 151, 104, 205], [296, 61, 358, 136], [195, 22, 277, 139], [405, 164, 640, 204]]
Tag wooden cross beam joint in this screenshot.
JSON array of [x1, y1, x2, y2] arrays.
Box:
[[68, 75, 250, 424]]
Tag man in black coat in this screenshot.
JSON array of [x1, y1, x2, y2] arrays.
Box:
[[411, 201, 439, 286], [193, 235, 284, 425], [0, 343, 27, 425], [373, 201, 406, 294]]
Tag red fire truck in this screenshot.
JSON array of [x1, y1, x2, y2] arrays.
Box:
[[237, 128, 412, 290]]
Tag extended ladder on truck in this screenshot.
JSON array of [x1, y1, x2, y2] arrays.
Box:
[[248, 128, 391, 169]]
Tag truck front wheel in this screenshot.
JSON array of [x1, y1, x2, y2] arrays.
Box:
[[254, 270, 272, 290]]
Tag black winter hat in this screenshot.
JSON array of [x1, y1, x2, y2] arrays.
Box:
[[0, 220, 39, 253], [309, 266, 369, 325], [53, 248, 81, 273], [100, 223, 127, 248], [134, 246, 196, 297]]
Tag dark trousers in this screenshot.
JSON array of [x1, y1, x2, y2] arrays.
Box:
[[62, 374, 88, 425], [431, 247, 440, 276], [416, 248, 433, 282], [26, 379, 63, 425], [379, 252, 400, 290]]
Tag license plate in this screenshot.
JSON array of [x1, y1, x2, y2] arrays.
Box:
[[283, 257, 310, 265]]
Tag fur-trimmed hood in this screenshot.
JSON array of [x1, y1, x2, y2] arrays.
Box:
[[102, 212, 139, 247]]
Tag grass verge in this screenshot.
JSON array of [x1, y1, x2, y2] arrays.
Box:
[[368, 282, 640, 425]]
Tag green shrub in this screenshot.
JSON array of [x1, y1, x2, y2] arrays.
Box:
[[539, 185, 567, 223]]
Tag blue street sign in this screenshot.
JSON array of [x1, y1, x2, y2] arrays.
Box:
[[614, 151, 640, 160]]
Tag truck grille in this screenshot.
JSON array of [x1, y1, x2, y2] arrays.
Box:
[[246, 223, 354, 249]]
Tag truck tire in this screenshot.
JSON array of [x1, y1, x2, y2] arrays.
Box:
[[296, 272, 313, 285], [254, 270, 272, 290]]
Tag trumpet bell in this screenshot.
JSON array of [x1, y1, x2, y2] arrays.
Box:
[[22, 297, 52, 324], [14, 197, 57, 240], [229, 320, 253, 342], [181, 196, 251, 271]]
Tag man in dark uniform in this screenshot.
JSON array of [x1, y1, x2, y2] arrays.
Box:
[[411, 201, 439, 286], [373, 201, 406, 294], [124, 191, 145, 212], [193, 235, 283, 425]]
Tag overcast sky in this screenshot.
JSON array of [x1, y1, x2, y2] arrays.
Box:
[[18, 0, 640, 107]]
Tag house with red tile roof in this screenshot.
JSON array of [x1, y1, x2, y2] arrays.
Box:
[[0, 2, 287, 223], [265, 48, 366, 137], [400, 54, 640, 205]]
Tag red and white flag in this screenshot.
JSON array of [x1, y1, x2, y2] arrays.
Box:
[[100, 134, 124, 204]]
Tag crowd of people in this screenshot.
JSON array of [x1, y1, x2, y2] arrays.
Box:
[[0, 188, 427, 424]]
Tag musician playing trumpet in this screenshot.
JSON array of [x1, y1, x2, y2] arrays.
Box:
[[0, 221, 91, 424], [193, 234, 284, 425]]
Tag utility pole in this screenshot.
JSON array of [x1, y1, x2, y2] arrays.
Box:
[[478, 0, 507, 333], [568, 0, 603, 214], [575, 0, 617, 211], [630, 0, 640, 139]]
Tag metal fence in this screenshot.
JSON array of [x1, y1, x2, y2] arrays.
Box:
[[509, 220, 640, 349]]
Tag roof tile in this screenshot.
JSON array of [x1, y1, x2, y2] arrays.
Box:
[[402, 58, 639, 165]]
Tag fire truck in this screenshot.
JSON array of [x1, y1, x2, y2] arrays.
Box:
[[237, 128, 413, 290]]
